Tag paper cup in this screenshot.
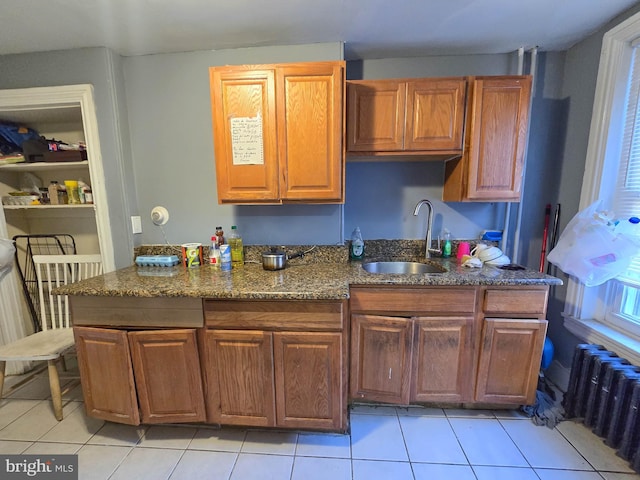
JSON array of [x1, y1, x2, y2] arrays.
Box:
[[181, 243, 203, 268]]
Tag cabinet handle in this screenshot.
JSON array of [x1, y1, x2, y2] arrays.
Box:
[[389, 368, 392, 380]]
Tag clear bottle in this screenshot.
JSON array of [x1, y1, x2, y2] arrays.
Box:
[[209, 236, 220, 269], [228, 225, 244, 267], [58, 184, 68, 204], [48, 181, 60, 205], [215, 226, 225, 247], [350, 227, 365, 260]]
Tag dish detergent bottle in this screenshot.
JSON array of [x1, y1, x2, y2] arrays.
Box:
[[443, 229, 452, 258], [350, 227, 365, 260]]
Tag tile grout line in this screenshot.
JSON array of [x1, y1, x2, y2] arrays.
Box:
[[553, 421, 632, 476], [105, 445, 137, 480], [496, 416, 606, 477], [229, 429, 247, 480], [394, 407, 422, 480], [165, 448, 189, 480], [4, 388, 639, 479], [495, 416, 538, 473]]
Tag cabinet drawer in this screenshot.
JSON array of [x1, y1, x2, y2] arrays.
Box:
[[483, 288, 548, 315], [204, 299, 345, 331], [71, 296, 204, 328], [350, 287, 476, 314]]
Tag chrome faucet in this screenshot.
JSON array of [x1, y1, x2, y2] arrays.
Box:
[[413, 199, 442, 259]]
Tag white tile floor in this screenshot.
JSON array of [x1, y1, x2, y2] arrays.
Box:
[[1, 362, 640, 480]]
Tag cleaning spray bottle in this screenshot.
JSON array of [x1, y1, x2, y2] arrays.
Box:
[[350, 227, 365, 260]]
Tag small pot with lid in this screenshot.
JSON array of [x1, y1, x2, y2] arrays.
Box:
[[261, 247, 304, 270]]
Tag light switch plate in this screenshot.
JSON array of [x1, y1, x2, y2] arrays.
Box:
[[131, 215, 142, 234]]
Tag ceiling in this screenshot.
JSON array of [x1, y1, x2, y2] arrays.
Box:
[[1, 0, 639, 60]]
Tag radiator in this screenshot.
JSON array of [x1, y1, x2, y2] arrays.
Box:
[[564, 344, 640, 471]]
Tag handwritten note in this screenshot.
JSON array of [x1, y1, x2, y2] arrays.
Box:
[[231, 114, 264, 165]]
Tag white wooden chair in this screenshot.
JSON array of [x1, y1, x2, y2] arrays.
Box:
[[0, 254, 103, 420]]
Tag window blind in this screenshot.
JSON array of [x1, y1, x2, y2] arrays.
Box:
[[614, 45, 640, 283]]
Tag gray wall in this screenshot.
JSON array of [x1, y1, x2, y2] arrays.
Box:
[[543, 3, 640, 375], [0, 44, 569, 257], [344, 53, 565, 247], [123, 46, 565, 247], [123, 43, 345, 247], [4, 12, 640, 379], [0, 47, 137, 268]]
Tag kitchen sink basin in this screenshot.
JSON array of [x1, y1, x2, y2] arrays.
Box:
[[362, 261, 446, 275]]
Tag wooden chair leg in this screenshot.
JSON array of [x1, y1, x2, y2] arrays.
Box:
[[47, 359, 63, 421], [0, 361, 5, 400], [60, 355, 68, 372]]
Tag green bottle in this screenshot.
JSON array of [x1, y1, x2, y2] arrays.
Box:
[[443, 229, 452, 258]]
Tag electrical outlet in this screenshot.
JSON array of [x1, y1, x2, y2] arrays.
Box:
[[131, 216, 142, 234]]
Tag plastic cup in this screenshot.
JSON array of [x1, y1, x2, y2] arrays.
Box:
[[181, 243, 203, 268], [456, 241, 471, 260]]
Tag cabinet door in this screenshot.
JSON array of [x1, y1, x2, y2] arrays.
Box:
[[273, 332, 343, 430], [411, 316, 474, 403], [350, 314, 412, 404], [464, 76, 532, 201], [128, 329, 206, 424], [405, 78, 466, 151], [347, 81, 406, 152], [203, 330, 275, 427], [277, 62, 344, 202], [475, 318, 547, 404], [73, 326, 140, 425], [209, 67, 279, 203]]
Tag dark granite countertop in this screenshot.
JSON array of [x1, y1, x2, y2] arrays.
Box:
[[56, 241, 562, 300]]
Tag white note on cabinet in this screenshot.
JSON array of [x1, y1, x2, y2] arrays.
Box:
[[230, 114, 264, 165]]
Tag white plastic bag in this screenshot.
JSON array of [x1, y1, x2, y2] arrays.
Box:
[[547, 201, 640, 286], [0, 237, 14, 270]]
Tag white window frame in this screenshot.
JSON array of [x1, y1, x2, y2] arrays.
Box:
[[563, 11, 640, 365]]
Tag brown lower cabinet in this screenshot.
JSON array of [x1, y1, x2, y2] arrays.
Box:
[[72, 296, 347, 431], [475, 317, 548, 404], [349, 285, 549, 407], [202, 299, 348, 432], [73, 327, 140, 425], [70, 286, 549, 429], [350, 313, 475, 405], [74, 326, 206, 425], [350, 314, 413, 404], [411, 316, 475, 403], [203, 330, 276, 427]]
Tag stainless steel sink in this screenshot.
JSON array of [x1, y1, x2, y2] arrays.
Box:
[[362, 261, 446, 274]]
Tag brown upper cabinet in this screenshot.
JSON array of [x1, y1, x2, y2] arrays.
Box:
[[443, 75, 532, 202], [347, 75, 532, 202], [209, 61, 345, 204], [347, 77, 466, 156]]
